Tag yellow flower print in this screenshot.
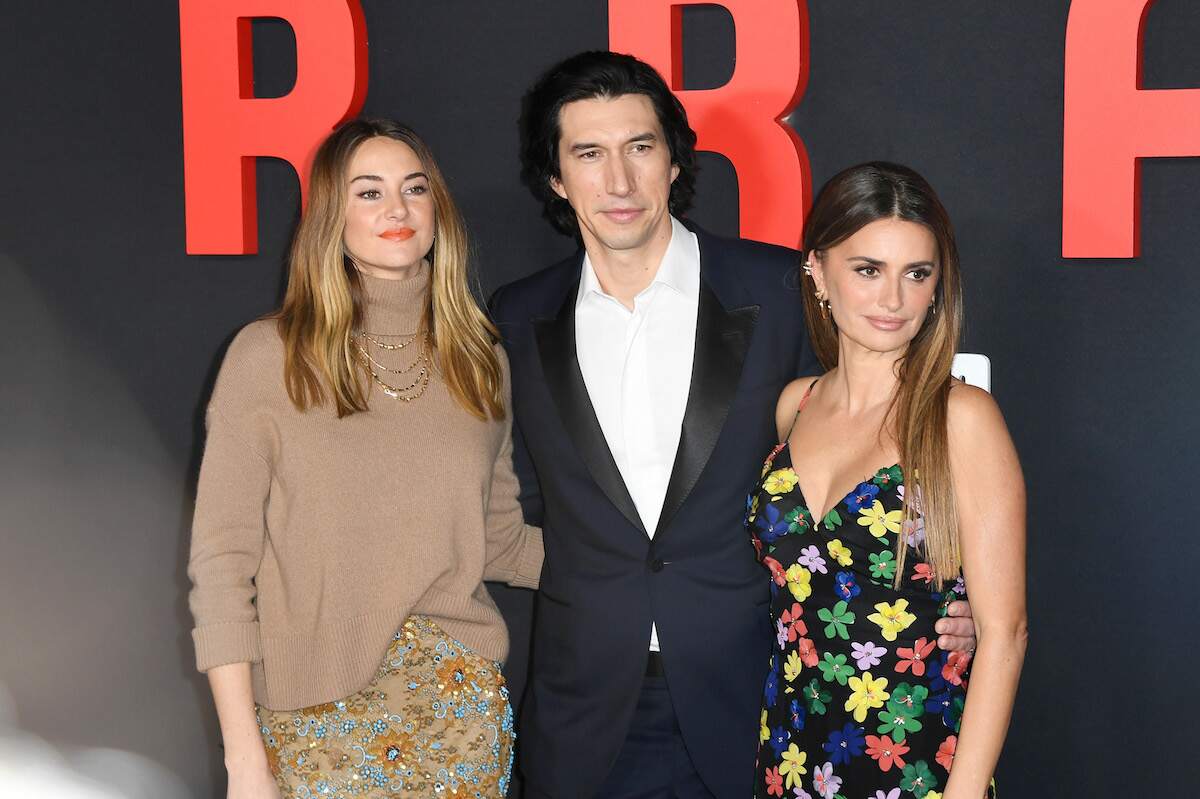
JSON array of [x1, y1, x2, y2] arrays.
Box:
[[785, 564, 813, 602], [868, 598, 918, 641], [760, 709, 770, 744], [926, 793, 943, 799], [857, 500, 904, 538], [779, 743, 808, 788], [783, 650, 805, 682], [764, 468, 800, 495], [827, 539, 853, 567], [844, 671, 891, 722]]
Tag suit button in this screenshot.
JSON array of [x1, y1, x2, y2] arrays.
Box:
[[649, 557, 665, 572]]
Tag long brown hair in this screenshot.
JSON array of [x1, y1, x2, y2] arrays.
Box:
[[801, 162, 963, 587], [275, 118, 504, 420]]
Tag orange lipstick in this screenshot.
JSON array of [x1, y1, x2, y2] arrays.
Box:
[[380, 228, 416, 242]]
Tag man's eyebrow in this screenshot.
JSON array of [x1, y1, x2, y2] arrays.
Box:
[[568, 132, 658, 152]]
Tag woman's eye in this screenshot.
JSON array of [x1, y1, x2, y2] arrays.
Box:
[[358, 189, 381, 200], [406, 184, 428, 195], [907, 269, 933, 282], [855, 266, 879, 277]]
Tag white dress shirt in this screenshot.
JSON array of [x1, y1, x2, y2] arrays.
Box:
[[575, 217, 700, 651]]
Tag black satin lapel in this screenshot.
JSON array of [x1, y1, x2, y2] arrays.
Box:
[[654, 283, 759, 538], [534, 291, 647, 535]]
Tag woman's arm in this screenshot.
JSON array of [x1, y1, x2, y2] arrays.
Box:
[[188, 327, 279, 795], [207, 663, 281, 798], [942, 385, 1028, 799], [481, 348, 544, 589]]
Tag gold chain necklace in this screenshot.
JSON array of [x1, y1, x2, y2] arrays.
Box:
[[353, 332, 432, 402], [360, 331, 421, 351]]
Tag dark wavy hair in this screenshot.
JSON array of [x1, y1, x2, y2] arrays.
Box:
[[519, 51, 698, 237]]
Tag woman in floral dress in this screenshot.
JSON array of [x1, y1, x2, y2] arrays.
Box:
[[746, 163, 1026, 799]]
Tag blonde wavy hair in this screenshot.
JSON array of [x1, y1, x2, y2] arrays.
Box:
[[801, 162, 963, 588], [275, 118, 504, 420]]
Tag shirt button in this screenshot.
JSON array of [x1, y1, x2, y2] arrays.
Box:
[[649, 557, 665, 572]]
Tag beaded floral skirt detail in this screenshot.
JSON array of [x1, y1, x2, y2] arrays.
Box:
[[257, 615, 514, 798]]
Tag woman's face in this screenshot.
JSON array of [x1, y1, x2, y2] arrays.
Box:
[[342, 136, 435, 279], [812, 217, 940, 357]]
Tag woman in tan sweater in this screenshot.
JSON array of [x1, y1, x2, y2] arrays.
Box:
[[188, 119, 543, 798]]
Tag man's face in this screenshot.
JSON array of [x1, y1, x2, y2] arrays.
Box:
[[551, 93, 679, 258]]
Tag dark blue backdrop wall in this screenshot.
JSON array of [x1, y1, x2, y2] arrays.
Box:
[[2, 2, 1197, 797]]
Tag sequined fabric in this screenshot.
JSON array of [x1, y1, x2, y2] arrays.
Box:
[[258, 615, 514, 797]]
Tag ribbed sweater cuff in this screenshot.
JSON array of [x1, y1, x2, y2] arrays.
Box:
[[510, 526, 544, 589], [193, 622, 262, 672]]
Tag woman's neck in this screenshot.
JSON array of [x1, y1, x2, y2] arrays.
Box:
[[357, 261, 430, 335]]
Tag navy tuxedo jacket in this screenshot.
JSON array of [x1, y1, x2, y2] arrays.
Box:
[[490, 224, 817, 798]]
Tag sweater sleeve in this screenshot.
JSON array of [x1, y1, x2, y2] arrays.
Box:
[[482, 349, 544, 589], [187, 326, 275, 672]]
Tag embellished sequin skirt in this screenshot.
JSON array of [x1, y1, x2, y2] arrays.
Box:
[[257, 615, 514, 797]]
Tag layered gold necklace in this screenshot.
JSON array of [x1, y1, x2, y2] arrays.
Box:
[[353, 330, 432, 402]]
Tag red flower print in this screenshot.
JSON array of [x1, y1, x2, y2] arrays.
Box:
[[910, 563, 934, 585], [765, 556, 787, 587], [936, 735, 957, 772], [865, 734, 909, 772], [781, 603, 808, 641], [797, 637, 819, 667], [765, 766, 784, 797], [942, 651, 972, 687], [894, 637, 936, 676]]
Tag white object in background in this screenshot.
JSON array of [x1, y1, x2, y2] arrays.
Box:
[[951, 353, 991, 393]]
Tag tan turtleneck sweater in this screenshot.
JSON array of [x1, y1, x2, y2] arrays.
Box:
[[187, 264, 543, 711]]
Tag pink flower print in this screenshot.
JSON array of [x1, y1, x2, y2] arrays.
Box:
[[765, 556, 788, 586], [793, 788, 813, 799], [850, 641, 887, 671], [895, 637, 936, 676], [780, 603, 808, 641], [776, 618, 790, 649], [871, 790, 902, 799], [910, 563, 934, 585], [812, 761, 842, 799], [798, 545, 828, 574], [797, 637, 819, 668]]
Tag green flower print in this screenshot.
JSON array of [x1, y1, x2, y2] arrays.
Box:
[[817, 652, 854, 685], [889, 682, 929, 714], [876, 703, 924, 742], [900, 760, 938, 798], [868, 550, 896, 582], [785, 506, 814, 535], [803, 678, 831, 715], [872, 465, 903, 489], [822, 508, 843, 529], [817, 600, 855, 640]]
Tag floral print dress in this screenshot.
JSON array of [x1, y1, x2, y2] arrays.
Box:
[[746, 397, 976, 799]]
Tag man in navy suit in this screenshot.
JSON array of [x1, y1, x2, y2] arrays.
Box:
[[490, 51, 977, 799]]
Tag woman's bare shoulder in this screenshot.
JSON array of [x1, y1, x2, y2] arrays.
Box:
[[775, 375, 822, 439]]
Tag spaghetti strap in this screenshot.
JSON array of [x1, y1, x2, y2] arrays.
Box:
[[783, 377, 820, 442]]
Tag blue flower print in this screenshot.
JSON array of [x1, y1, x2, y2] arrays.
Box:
[[789, 699, 806, 731], [769, 725, 790, 757], [764, 668, 780, 707], [834, 571, 862, 602], [843, 482, 880, 513], [822, 721, 866, 765], [755, 502, 790, 544]]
